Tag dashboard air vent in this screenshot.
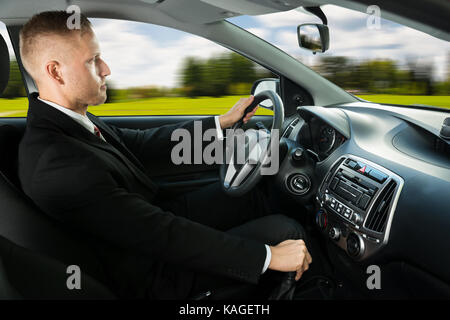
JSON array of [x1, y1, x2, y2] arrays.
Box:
[[365, 180, 397, 233], [282, 118, 300, 138], [283, 126, 293, 138]]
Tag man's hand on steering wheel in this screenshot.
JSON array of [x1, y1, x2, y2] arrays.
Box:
[[218, 95, 259, 129], [220, 90, 284, 196]]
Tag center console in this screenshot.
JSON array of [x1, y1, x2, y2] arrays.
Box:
[[315, 155, 404, 260]]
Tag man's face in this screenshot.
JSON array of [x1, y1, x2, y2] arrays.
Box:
[[61, 29, 111, 108]]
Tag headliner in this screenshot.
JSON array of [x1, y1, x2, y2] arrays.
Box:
[[0, 0, 449, 41]]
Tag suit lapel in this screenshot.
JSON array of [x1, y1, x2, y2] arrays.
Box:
[[87, 115, 158, 193], [87, 115, 146, 172], [27, 94, 158, 194]]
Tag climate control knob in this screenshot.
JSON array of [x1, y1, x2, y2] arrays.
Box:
[[352, 213, 362, 225], [329, 227, 340, 241]]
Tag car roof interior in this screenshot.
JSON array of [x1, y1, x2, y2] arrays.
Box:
[[0, 0, 449, 41]]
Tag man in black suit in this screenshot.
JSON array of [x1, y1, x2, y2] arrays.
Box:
[[17, 11, 312, 299]]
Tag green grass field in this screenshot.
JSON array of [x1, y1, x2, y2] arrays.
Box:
[[357, 95, 450, 109], [0, 95, 448, 117]]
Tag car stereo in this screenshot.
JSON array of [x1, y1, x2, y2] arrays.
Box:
[[316, 155, 404, 260]]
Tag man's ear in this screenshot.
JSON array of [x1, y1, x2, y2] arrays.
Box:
[[45, 61, 65, 85]]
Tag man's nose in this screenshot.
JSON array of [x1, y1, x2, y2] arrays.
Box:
[[99, 58, 111, 77]]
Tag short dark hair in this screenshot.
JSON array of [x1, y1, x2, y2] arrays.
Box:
[[19, 11, 92, 76]]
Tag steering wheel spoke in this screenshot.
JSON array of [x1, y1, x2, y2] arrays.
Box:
[[231, 162, 255, 188], [223, 149, 237, 188]]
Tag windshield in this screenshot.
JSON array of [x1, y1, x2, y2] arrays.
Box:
[[228, 5, 450, 109]]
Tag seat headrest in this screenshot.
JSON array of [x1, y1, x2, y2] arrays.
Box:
[[0, 34, 10, 95]]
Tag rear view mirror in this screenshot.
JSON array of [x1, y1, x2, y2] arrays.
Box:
[[297, 23, 329, 54]]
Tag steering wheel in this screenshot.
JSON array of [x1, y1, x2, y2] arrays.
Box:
[[220, 90, 284, 196]]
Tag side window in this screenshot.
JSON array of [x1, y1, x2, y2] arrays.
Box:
[[0, 21, 27, 117], [90, 19, 274, 116]]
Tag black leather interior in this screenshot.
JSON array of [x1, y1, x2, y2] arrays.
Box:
[[0, 235, 115, 299], [0, 124, 22, 189]]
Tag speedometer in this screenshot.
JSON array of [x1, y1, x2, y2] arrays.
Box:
[[318, 125, 336, 154]]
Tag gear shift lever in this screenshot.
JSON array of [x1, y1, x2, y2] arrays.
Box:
[[268, 271, 297, 300]]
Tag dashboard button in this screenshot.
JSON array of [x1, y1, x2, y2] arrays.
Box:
[[368, 169, 388, 183], [358, 194, 371, 210], [347, 160, 357, 169], [353, 161, 364, 172], [344, 208, 352, 218]]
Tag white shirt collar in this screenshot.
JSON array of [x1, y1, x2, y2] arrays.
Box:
[[37, 97, 99, 138]]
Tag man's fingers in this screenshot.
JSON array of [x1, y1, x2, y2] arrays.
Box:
[[295, 261, 310, 281], [306, 250, 312, 264], [243, 106, 258, 120], [295, 269, 303, 281], [303, 261, 309, 272], [239, 95, 254, 107]]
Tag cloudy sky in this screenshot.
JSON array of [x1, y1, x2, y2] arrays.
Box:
[[1, 5, 449, 88]]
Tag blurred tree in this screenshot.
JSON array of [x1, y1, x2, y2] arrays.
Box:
[[179, 52, 275, 97], [202, 55, 232, 96], [317, 56, 352, 89], [406, 58, 434, 95], [229, 53, 257, 83], [180, 57, 204, 97], [105, 53, 450, 100]]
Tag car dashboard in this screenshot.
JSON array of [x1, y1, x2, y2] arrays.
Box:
[[278, 102, 450, 297], [297, 118, 347, 161]]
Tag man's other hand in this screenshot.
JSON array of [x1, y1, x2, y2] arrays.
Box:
[[268, 239, 313, 281], [219, 96, 258, 129]]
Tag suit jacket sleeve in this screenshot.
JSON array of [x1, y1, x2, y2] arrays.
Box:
[[109, 117, 218, 175], [28, 142, 266, 284]]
